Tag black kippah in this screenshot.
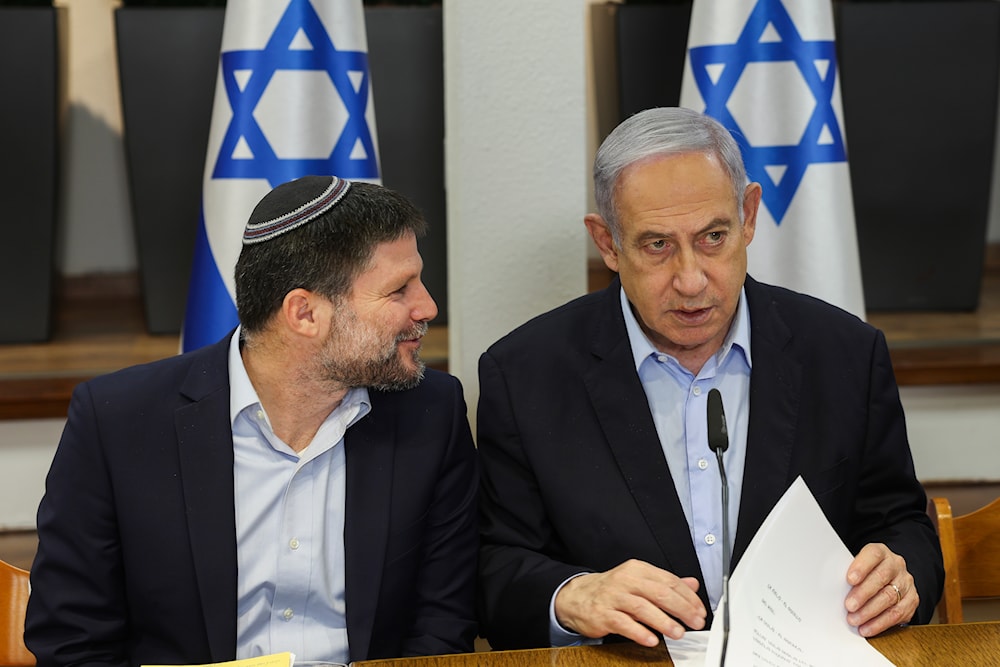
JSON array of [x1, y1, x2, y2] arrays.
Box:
[[242, 175, 351, 245]]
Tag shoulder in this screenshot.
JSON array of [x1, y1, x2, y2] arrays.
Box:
[[745, 276, 876, 337], [485, 283, 618, 359], [365, 370, 476, 460], [744, 277, 886, 367], [370, 368, 467, 411], [410, 367, 465, 399], [75, 333, 230, 407]]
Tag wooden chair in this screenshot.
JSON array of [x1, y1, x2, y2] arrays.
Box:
[[0, 558, 33, 666], [927, 496, 1000, 623]]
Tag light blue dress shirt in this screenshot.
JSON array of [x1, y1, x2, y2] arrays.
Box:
[[621, 287, 751, 611], [549, 288, 751, 644], [228, 330, 371, 663]]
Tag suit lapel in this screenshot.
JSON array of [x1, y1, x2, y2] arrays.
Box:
[[584, 282, 706, 596], [176, 337, 239, 662], [343, 398, 394, 663], [733, 278, 802, 567]]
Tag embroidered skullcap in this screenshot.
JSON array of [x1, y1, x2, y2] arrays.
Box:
[[242, 175, 352, 244]]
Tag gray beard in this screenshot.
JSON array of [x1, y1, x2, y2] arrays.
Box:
[[320, 320, 428, 392]]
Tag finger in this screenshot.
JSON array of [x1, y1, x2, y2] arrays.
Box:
[[557, 580, 680, 646], [848, 581, 898, 624], [855, 583, 919, 637], [601, 561, 707, 628], [846, 543, 889, 587], [555, 562, 706, 642], [594, 576, 706, 641], [846, 545, 905, 613], [638, 580, 707, 637], [610, 598, 692, 644]]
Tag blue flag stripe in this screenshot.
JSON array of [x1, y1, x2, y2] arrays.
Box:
[[182, 209, 239, 352], [180, 0, 380, 353]]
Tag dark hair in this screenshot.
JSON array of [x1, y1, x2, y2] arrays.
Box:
[[235, 181, 427, 334]]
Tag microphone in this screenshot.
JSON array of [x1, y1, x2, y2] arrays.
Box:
[[707, 388, 730, 666]]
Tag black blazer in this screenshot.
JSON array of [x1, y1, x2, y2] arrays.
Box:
[[476, 276, 943, 649], [25, 333, 479, 666]]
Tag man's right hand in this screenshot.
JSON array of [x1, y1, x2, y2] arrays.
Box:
[[554, 559, 707, 647]]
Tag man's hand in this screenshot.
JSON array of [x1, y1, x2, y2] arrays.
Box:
[[845, 543, 918, 637], [554, 559, 707, 647]]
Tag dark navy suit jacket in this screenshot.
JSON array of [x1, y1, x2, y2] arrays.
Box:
[[477, 276, 943, 649], [26, 333, 479, 666]]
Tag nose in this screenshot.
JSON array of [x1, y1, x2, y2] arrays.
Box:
[[411, 279, 439, 323], [672, 249, 708, 297]]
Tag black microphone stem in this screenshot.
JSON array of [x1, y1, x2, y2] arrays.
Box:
[[715, 447, 730, 667], [707, 388, 730, 667]]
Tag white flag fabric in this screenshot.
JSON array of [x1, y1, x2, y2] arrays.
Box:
[[679, 0, 866, 320], [182, 0, 380, 352]]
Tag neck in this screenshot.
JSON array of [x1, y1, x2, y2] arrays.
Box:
[[241, 339, 348, 453]]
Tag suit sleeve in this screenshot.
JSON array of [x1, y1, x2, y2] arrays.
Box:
[[856, 331, 944, 623], [24, 382, 130, 667], [399, 376, 480, 657], [848, 330, 943, 624], [476, 351, 591, 650]]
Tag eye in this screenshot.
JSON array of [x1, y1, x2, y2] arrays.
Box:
[[704, 231, 726, 246], [645, 239, 669, 253]]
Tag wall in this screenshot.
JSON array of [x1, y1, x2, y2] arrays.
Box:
[[443, 0, 589, 407], [54, 0, 135, 276], [0, 421, 62, 529], [904, 384, 1000, 482]]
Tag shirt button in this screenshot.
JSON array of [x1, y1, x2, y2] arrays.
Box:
[[289, 538, 300, 550], [693, 385, 702, 396], [657, 354, 668, 363], [698, 458, 709, 470], [282, 608, 294, 621], [705, 533, 716, 546], [256, 409, 265, 421]]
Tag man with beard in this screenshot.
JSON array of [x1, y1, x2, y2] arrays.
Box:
[[26, 176, 479, 667]]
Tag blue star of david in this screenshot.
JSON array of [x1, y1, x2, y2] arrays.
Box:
[[688, 0, 846, 223], [212, 0, 378, 188]]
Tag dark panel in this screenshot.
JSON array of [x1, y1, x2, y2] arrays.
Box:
[[616, 2, 1000, 312], [116, 6, 448, 333], [0, 8, 59, 343], [116, 7, 225, 334], [366, 7, 448, 324], [616, 3, 692, 122], [838, 1, 1000, 310]]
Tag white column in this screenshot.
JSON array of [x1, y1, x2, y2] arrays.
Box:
[[54, 0, 135, 275], [443, 1, 591, 426]]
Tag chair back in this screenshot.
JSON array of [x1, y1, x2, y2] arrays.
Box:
[[0, 558, 33, 666], [928, 496, 1000, 623]]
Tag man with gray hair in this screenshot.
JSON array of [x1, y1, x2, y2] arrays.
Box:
[[477, 107, 942, 649], [27, 176, 478, 666]]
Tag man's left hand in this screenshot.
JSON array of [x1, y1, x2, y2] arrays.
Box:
[[844, 543, 918, 636]]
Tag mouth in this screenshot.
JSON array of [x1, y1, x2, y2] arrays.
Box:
[[672, 306, 712, 325], [397, 322, 429, 346]]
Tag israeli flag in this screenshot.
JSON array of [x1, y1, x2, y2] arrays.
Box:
[[181, 0, 380, 352], [680, 0, 866, 320]]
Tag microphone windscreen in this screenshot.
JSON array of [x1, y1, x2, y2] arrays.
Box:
[[707, 388, 729, 453]]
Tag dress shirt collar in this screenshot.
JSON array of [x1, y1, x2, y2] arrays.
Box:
[[227, 327, 371, 436]]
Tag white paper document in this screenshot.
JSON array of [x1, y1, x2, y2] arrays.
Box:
[[672, 477, 896, 667]]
